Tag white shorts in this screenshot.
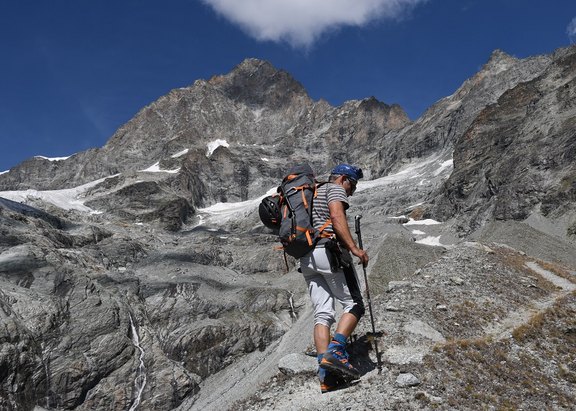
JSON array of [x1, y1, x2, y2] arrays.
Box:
[[300, 247, 364, 328]]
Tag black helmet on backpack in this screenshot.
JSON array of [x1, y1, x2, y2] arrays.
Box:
[[259, 195, 282, 230]]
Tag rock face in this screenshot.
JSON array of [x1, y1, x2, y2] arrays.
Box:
[[431, 47, 576, 235], [0, 46, 575, 410], [0, 59, 409, 200], [0, 197, 299, 410], [0, 59, 414, 229], [373, 49, 552, 175]]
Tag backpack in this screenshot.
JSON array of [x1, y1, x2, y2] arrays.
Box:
[[259, 163, 331, 258]]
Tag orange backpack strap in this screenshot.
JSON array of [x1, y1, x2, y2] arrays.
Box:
[[288, 185, 311, 209], [313, 181, 327, 199], [318, 218, 332, 237], [301, 189, 308, 209], [295, 226, 314, 246]]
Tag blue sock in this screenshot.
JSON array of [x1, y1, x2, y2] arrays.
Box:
[[328, 333, 347, 350], [333, 333, 347, 345]]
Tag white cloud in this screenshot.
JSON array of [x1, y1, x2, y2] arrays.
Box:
[[201, 0, 427, 48], [568, 17, 576, 43]]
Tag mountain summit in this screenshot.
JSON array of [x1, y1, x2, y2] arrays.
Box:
[[0, 58, 410, 209], [208, 58, 311, 108]]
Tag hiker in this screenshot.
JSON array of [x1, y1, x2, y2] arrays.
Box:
[[300, 163, 368, 393]]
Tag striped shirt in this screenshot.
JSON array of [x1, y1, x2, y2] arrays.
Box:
[[312, 183, 349, 234]]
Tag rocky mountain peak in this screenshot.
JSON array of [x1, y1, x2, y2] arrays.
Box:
[[207, 58, 310, 108], [360, 97, 410, 123], [233, 57, 277, 75], [484, 49, 514, 72], [487, 48, 517, 64]]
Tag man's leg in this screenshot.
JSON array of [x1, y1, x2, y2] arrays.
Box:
[[314, 323, 331, 355], [301, 248, 362, 385], [301, 266, 336, 355], [334, 312, 359, 338], [320, 265, 364, 378], [301, 267, 341, 393], [333, 264, 364, 338]]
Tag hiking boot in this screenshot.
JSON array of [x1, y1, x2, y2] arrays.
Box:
[[319, 365, 357, 394], [320, 347, 360, 379], [320, 370, 348, 394]]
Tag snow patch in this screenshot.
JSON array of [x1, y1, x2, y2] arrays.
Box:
[[404, 218, 442, 226], [34, 155, 70, 162], [416, 236, 444, 246], [194, 152, 452, 228], [356, 154, 450, 193], [261, 158, 269, 162], [197, 187, 277, 226], [171, 149, 189, 158], [0, 170, 9, 175], [140, 162, 180, 173], [207, 139, 229, 157], [0, 175, 118, 213], [433, 159, 454, 176], [407, 202, 424, 209], [411, 230, 426, 235]]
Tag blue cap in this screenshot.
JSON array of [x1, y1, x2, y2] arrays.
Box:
[[331, 164, 363, 182]]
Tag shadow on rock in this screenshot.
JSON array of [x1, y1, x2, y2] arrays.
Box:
[[349, 333, 383, 375]]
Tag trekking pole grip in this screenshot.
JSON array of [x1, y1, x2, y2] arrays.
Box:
[[354, 215, 363, 250]]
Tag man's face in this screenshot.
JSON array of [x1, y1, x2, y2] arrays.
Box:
[[344, 176, 357, 196]]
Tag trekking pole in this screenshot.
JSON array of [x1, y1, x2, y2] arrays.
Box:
[[355, 215, 383, 374]]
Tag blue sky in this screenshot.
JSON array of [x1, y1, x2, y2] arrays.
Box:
[[1, 0, 575, 172]]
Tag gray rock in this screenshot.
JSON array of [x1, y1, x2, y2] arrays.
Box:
[[403, 320, 446, 343], [387, 281, 412, 292], [432, 46, 576, 237], [395, 373, 421, 387], [384, 346, 427, 365], [278, 353, 317, 375], [450, 276, 465, 285], [415, 391, 444, 405]]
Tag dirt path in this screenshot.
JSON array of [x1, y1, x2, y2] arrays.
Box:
[[483, 260, 576, 341]]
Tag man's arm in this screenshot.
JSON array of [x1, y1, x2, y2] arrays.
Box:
[[328, 201, 369, 266]]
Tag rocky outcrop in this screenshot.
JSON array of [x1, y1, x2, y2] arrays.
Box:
[[85, 179, 193, 231], [0, 59, 413, 227], [0, 196, 306, 410], [431, 46, 576, 235], [373, 49, 552, 176]]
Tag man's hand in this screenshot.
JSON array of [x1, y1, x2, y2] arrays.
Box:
[[351, 247, 369, 267], [329, 201, 370, 267]]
